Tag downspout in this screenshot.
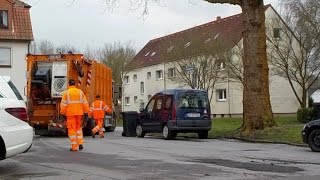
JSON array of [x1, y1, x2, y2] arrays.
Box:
[[228, 69, 231, 117], [27, 41, 31, 54], [163, 62, 166, 90]]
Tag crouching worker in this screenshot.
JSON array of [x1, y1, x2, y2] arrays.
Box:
[[89, 95, 111, 138], [60, 79, 89, 151]]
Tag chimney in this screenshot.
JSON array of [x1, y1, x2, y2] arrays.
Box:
[[217, 16, 221, 20]]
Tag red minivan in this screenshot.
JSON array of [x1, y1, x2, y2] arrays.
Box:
[[136, 89, 211, 140]]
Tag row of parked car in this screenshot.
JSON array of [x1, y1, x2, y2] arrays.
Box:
[[0, 76, 33, 161]]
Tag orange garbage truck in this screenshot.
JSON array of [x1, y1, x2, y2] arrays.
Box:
[[26, 53, 116, 135]]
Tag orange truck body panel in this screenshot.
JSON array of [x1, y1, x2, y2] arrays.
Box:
[[26, 54, 113, 135]]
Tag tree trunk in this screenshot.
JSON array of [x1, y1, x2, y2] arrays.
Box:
[[241, 1, 275, 134], [302, 87, 307, 108]]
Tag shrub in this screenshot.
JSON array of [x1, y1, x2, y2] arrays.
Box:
[[297, 108, 314, 123]]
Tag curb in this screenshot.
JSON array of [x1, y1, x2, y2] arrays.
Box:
[[216, 137, 308, 147]]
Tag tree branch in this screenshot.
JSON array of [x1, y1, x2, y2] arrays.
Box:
[[203, 0, 241, 5]]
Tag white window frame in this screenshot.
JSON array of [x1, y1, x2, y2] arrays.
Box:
[[168, 68, 176, 78], [0, 10, 8, 29], [273, 28, 281, 39], [140, 82, 144, 95], [147, 72, 151, 79], [134, 96, 138, 103], [156, 70, 163, 80], [125, 97, 130, 106], [0, 47, 11, 67], [217, 89, 227, 102], [133, 74, 137, 82], [124, 75, 130, 84]]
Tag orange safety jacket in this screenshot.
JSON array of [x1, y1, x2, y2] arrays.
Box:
[[60, 86, 89, 116], [89, 100, 110, 119]]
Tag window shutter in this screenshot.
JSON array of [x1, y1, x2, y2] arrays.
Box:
[[0, 48, 11, 66]]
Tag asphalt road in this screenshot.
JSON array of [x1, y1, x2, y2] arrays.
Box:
[[1, 128, 320, 180]]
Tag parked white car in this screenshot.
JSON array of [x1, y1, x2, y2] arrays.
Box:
[[0, 76, 33, 160]]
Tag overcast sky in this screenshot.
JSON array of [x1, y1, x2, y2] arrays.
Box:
[[25, 0, 279, 51]]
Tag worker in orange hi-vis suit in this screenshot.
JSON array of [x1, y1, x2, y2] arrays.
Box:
[[60, 79, 89, 151], [89, 95, 111, 138]]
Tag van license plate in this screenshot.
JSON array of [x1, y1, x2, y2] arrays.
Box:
[[187, 113, 200, 118]]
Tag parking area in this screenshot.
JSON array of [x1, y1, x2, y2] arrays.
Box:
[[1, 128, 320, 180]]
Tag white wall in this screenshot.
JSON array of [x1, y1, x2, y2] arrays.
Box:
[[0, 41, 29, 100]]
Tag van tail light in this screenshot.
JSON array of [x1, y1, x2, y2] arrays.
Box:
[[5, 108, 29, 122], [172, 105, 176, 125], [203, 109, 209, 119]]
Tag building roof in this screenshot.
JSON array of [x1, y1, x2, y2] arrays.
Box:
[[126, 5, 272, 71], [0, 0, 33, 41]]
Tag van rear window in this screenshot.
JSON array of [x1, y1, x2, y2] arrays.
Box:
[[178, 92, 208, 109], [7, 81, 23, 100]]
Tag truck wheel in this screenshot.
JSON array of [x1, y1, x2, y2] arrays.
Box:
[[136, 124, 145, 138], [308, 129, 320, 152], [162, 124, 173, 140], [198, 131, 208, 139]]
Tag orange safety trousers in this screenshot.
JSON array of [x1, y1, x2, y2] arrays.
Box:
[[92, 118, 104, 137], [67, 116, 84, 150]]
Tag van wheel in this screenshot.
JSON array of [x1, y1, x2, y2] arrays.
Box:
[[308, 129, 320, 152], [198, 131, 208, 139], [162, 125, 173, 140], [136, 124, 145, 138]]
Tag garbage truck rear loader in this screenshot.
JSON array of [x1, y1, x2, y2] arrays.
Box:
[[26, 54, 116, 135]]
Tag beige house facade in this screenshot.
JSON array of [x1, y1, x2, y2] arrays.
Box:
[[123, 5, 301, 117]]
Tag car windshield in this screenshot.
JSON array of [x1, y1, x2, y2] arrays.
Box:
[[178, 91, 209, 109]]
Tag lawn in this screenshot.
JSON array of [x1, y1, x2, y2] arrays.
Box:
[[117, 116, 305, 145], [210, 117, 305, 145]]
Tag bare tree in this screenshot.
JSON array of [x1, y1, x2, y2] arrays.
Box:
[[165, 38, 226, 103], [99, 41, 136, 90], [38, 40, 55, 54], [267, 0, 320, 108], [225, 41, 244, 85], [101, 0, 275, 133]]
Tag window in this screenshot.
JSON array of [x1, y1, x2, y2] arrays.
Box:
[[156, 70, 163, 80], [151, 52, 156, 57], [134, 96, 138, 103], [145, 51, 150, 56], [156, 99, 162, 110], [148, 95, 152, 100], [0, 48, 11, 67], [168, 68, 176, 78], [184, 42, 191, 48], [133, 74, 137, 82], [220, 62, 226, 70], [167, 46, 174, 53], [0, 92, 4, 98], [125, 97, 130, 105], [147, 72, 151, 79], [213, 33, 220, 40], [178, 92, 208, 109], [217, 89, 227, 101], [124, 75, 129, 84], [140, 82, 144, 94], [8, 81, 23, 100], [140, 102, 145, 108], [147, 99, 155, 112], [274, 28, 281, 39], [0, 11, 8, 29], [164, 95, 173, 110]]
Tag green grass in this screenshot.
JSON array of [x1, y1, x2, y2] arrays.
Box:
[[210, 117, 305, 144]]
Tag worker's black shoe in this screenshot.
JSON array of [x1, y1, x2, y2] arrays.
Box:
[[91, 131, 95, 138], [79, 145, 83, 150], [69, 148, 77, 152]]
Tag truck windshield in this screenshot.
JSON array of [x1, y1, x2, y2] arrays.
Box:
[[178, 91, 209, 109]]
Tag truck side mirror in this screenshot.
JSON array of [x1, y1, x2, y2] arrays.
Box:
[[139, 107, 144, 113]]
